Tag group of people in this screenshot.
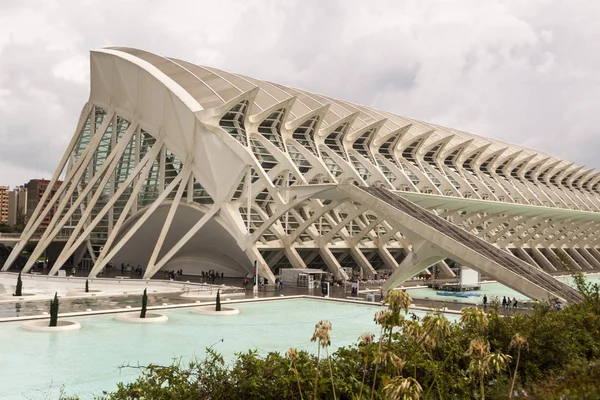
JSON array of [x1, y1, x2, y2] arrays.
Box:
[[164, 269, 183, 280], [242, 277, 269, 288], [119, 263, 143, 276], [201, 270, 224, 283], [502, 296, 518, 309], [481, 294, 518, 310]]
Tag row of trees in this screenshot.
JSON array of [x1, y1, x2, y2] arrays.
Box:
[[64, 274, 599, 399]]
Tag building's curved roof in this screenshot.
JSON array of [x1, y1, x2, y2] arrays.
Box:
[[104, 47, 600, 211]]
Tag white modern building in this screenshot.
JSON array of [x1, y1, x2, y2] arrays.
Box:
[[3, 47, 598, 303]]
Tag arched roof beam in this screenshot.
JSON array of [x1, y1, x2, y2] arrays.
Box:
[[315, 112, 360, 161], [440, 139, 474, 165]]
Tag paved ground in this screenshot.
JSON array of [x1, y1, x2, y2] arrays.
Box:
[[6, 266, 542, 317]]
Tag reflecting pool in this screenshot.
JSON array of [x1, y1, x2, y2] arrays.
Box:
[[0, 298, 456, 399]]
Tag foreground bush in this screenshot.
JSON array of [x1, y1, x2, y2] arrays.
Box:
[[68, 274, 600, 399]]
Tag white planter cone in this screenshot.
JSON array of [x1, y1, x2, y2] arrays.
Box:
[[21, 319, 82, 332], [191, 306, 240, 316], [115, 312, 168, 323]]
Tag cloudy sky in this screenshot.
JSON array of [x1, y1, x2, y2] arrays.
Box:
[[0, 0, 599, 188]]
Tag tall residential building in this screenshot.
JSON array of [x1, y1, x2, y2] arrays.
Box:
[[8, 186, 27, 226], [0, 186, 8, 224], [26, 179, 62, 230]]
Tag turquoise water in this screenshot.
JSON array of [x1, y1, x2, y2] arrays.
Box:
[[0, 298, 452, 399], [407, 274, 600, 304]]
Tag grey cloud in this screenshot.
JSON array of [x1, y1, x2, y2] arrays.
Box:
[[0, 0, 599, 188]]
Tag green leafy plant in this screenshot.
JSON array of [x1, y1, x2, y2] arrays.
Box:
[[49, 292, 59, 327], [14, 272, 23, 296], [140, 288, 147, 318], [215, 289, 221, 312]]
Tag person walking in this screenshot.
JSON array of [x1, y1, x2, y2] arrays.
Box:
[[502, 296, 507, 309], [483, 294, 488, 307]]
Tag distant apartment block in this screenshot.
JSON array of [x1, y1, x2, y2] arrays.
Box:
[[0, 186, 8, 224], [26, 179, 62, 231], [8, 186, 27, 226]]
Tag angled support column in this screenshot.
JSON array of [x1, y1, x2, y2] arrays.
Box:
[[583, 248, 600, 269], [25, 122, 137, 272], [246, 245, 276, 284], [145, 168, 192, 276], [559, 248, 583, 271], [514, 247, 540, 269], [89, 156, 184, 277], [565, 248, 592, 270], [383, 240, 446, 292], [578, 248, 600, 269], [529, 247, 556, 271], [1, 105, 99, 271], [89, 141, 163, 276], [266, 251, 285, 268], [435, 260, 456, 279], [320, 246, 348, 280], [378, 246, 399, 271], [349, 246, 376, 278], [283, 246, 307, 269], [49, 142, 162, 275]]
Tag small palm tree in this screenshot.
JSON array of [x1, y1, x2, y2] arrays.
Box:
[[509, 333, 528, 398]]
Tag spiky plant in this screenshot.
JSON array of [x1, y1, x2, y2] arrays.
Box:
[[49, 292, 59, 327], [509, 333, 528, 398], [311, 320, 335, 400], [85, 279, 89, 293], [466, 337, 511, 400], [14, 272, 23, 297], [286, 348, 304, 400], [140, 288, 148, 318], [358, 332, 375, 399], [384, 377, 423, 400], [215, 289, 221, 312]]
